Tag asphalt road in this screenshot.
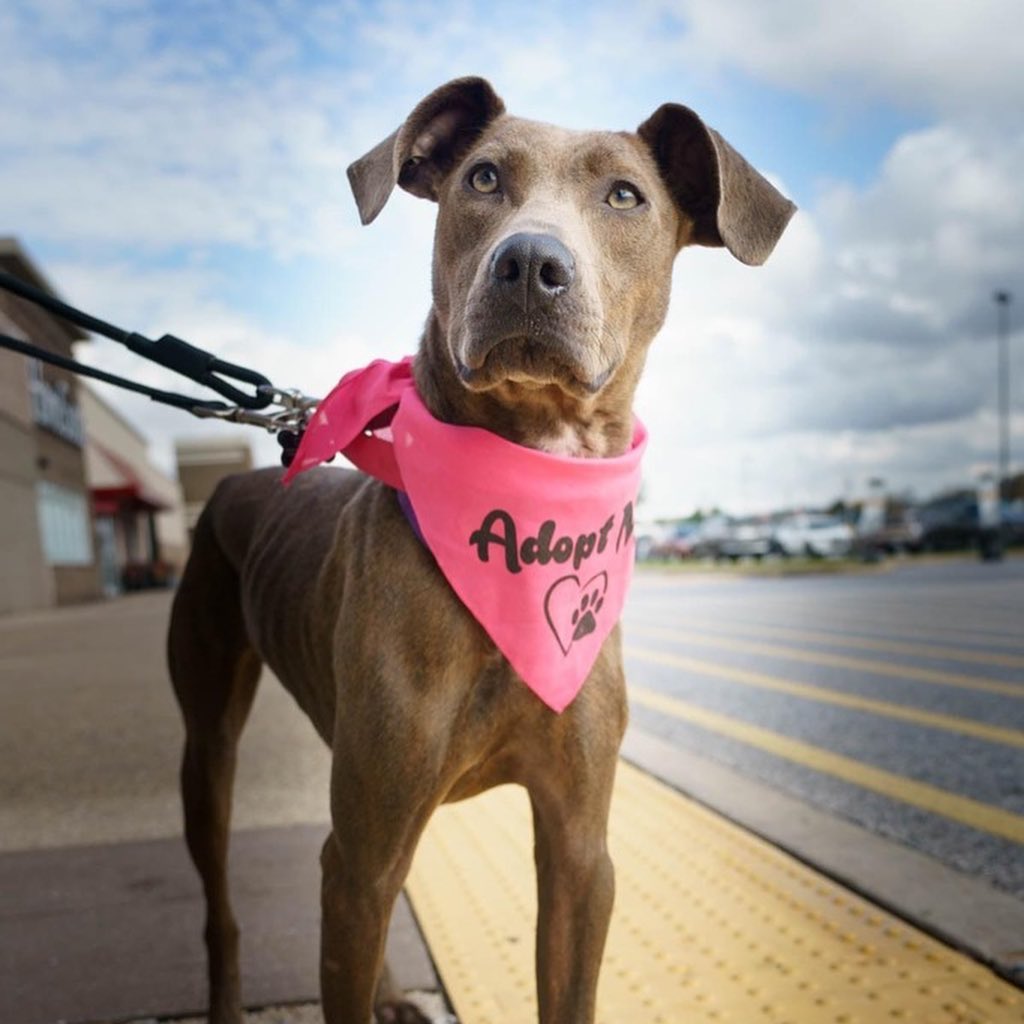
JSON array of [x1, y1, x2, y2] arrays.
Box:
[[623, 556, 1024, 899]]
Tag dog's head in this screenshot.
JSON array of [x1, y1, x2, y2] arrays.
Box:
[[348, 77, 795, 455]]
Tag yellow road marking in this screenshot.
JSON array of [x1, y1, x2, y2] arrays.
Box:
[[647, 614, 1024, 670], [825, 615, 1024, 652], [627, 623, 1024, 699], [625, 644, 1024, 748], [643, 600, 1024, 653], [629, 685, 1024, 845], [822, 615, 1024, 654]]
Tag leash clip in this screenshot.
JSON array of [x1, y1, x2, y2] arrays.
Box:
[[257, 385, 321, 417], [189, 385, 322, 467], [190, 387, 319, 432]]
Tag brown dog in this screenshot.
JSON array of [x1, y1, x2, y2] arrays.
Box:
[[167, 76, 794, 1024]]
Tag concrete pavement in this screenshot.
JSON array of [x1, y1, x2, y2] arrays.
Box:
[[0, 592, 440, 1023]]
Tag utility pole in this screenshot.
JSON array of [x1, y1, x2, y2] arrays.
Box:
[[994, 290, 1012, 499]]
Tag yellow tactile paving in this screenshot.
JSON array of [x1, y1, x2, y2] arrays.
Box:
[[406, 763, 1024, 1024]]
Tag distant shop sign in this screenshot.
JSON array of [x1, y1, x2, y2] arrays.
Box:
[[28, 359, 84, 447]]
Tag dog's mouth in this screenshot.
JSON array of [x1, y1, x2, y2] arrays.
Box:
[[456, 335, 615, 397]]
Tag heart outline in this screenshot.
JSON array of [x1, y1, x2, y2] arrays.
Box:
[[543, 571, 610, 656]]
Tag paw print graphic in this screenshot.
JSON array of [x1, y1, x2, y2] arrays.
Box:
[[571, 585, 605, 642], [544, 572, 610, 656]]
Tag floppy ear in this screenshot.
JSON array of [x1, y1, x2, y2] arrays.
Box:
[[347, 76, 506, 225], [638, 104, 796, 266]]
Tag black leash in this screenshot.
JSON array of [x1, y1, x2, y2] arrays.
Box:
[[0, 267, 273, 408], [0, 327, 231, 413], [0, 268, 320, 465]]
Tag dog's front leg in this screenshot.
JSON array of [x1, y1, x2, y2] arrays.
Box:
[[528, 747, 619, 1024], [318, 718, 437, 1024]]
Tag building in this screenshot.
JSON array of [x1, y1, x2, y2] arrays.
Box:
[[0, 238, 102, 613], [175, 437, 253, 539], [1, 237, 194, 612], [80, 385, 188, 594]]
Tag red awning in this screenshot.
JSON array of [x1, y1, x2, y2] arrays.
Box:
[[90, 443, 169, 516]]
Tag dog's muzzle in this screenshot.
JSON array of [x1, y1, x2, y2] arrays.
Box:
[[457, 232, 612, 394]]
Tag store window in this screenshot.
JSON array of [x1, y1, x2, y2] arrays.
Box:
[[36, 481, 93, 566]]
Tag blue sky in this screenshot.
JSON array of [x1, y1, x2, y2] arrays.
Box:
[[1, 0, 1021, 516]]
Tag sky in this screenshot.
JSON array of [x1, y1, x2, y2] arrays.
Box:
[[1, 0, 1021, 518]]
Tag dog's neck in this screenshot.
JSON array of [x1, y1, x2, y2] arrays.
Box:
[[413, 312, 641, 459]]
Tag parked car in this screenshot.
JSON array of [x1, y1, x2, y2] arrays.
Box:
[[721, 516, 777, 560], [691, 515, 776, 561], [855, 506, 924, 556], [634, 524, 666, 561], [1003, 502, 1024, 547], [689, 515, 734, 560], [774, 513, 854, 558], [914, 495, 979, 552], [857, 495, 1023, 558], [648, 523, 701, 560]]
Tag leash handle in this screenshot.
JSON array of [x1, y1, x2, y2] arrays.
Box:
[[121, 331, 274, 409], [0, 329, 230, 413], [0, 268, 273, 409]]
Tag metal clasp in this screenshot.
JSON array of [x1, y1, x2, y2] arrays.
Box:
[[190, 386, 321, 434]]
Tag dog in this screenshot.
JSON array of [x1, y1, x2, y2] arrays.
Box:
[[167, 76, 794, 1024]]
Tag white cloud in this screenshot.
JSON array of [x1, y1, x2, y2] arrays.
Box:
[[3, 0, 1022, 520], [636, 111, 1024, 515], [0, 3, 364, 257], [669, 0, 1024, 119]]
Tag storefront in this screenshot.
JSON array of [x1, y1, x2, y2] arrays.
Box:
[[0, 238, 102, 614], [80, 385, 188, 595]]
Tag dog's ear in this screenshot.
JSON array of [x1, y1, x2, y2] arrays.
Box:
[[638, 104, 796, 266], [347, 77, 506, 225]]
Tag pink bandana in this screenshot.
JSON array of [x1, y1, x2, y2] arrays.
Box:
[[283, 357, 646, 712]]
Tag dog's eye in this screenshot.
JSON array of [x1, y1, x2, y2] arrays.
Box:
[[607, 183, 642, 210], [469, 164, 500, 194]]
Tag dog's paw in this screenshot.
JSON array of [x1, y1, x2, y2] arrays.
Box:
[[375, 1000, 433, 1024]]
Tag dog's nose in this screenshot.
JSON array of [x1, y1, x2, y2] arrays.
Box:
[[490, 232, 575, 306]]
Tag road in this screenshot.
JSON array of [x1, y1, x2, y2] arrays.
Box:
[[623, 557, 1024, 899]]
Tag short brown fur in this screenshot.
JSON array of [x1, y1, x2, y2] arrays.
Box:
[[168, 76, 794, 1024]]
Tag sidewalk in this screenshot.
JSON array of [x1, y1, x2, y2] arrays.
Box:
[[0, 593, 441, 1023]]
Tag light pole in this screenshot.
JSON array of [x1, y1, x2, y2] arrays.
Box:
[[994, 290, 1012, 499]]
